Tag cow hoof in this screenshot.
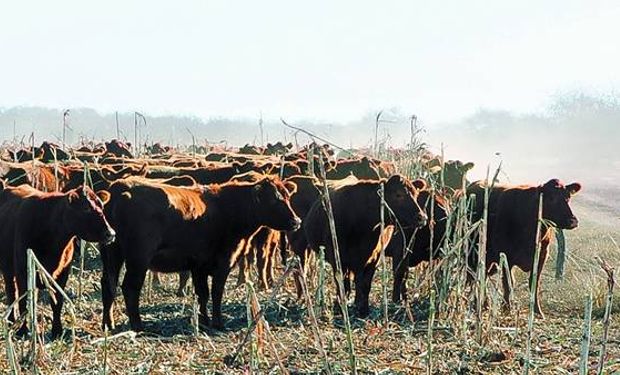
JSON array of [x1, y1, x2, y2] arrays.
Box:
[[356, 307, 370, 318], [51, 327, 64, 340], [129, 323, 145, 332], [332, 301, 343, 316], [211, 318, 225, 331], [198, 316, 210, 330], [101, 321, 116, 332]]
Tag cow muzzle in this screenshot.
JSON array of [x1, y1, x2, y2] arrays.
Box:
[[566, 217, 578, 230]]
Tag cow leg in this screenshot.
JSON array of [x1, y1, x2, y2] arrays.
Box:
[[266, 232, 281, 287], [279, 232, 289, 267], [50, 267, 70, 339], [260, 244, 276, 289], [293, 248, 309, 300], [501, 266, 514, 313], [394, 267, 409, 304], [121, 263, 147, 332], [354, 265, 376, 318], [100, 244, 124, 331], [191, 267, 210, 329], [343, 270, 352, 297], [211, 264, 231, 330], [333, 269, 351, 298], [10, 243, 30, 336], [236, 254, 247, 287], [290, 234, 308, 299], [332, 268, 352, 314], [391, 243, 408, 303], [3, 272, 17, 324], [256, 246, 269, 290], [531, 242, 550, 318], [176, 271, 191, 297]]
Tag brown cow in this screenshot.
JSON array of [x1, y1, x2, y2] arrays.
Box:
[[264, 142, 293, 155], [302, 175, 428, 316], [105, 139, 133, 158], [325, 157, 382, 180], [0, 161, 70, 192], [467, 178, 582, 317], [62, 164, 147, 192], [146, 143, 172, 156], [387, 190, 450, 302], [227, 171, 292, 290], [0, 184, 115, 338], [38, 141, 71, 162], [100, 176, 301, 331], [235, 227, 282, 289], [144, 164, 241, 185], [238, 144, 263, 155], [426, 159, 474, 191], [280, 175, 321, 271]]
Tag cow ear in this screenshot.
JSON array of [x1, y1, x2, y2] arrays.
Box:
[[464, 162, 474, 171], [386, 174, 405, 188], [566, 183, 582, 196], [412, 179, 427, 190], [97, 190, 111, 205], [283, 181, 297, 195], [543, 179, 561, 190]]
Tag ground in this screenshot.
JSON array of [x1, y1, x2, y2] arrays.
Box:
[[0, 188, 618, 374]]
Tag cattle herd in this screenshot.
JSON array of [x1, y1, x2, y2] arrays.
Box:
[[0, 139, 582, 340]]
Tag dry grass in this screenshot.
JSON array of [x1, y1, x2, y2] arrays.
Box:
[[0, 189, 618, 374]]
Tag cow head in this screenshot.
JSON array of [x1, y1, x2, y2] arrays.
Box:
[[40, 141, 70, 162], [252, 178, 301, 231], [105, 139, 133, 159], [384, 175, 428, 228], [439, 160, 474, 190], [540, 179, 581, 229], [64, 186, 116, 244]]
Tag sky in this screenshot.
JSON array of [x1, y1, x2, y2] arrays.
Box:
[[1, 0, 619, 125]]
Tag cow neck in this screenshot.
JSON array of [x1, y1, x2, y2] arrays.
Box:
[[32, 194, 74, 250], [204, 184, 261, 243], [359, 182, 385, 228], [504, 188, 550, 246]]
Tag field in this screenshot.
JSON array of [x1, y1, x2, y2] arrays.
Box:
[[0, 162, 618, 374]]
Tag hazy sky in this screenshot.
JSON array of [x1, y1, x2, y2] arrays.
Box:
[[1, 0, 619, 124]]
